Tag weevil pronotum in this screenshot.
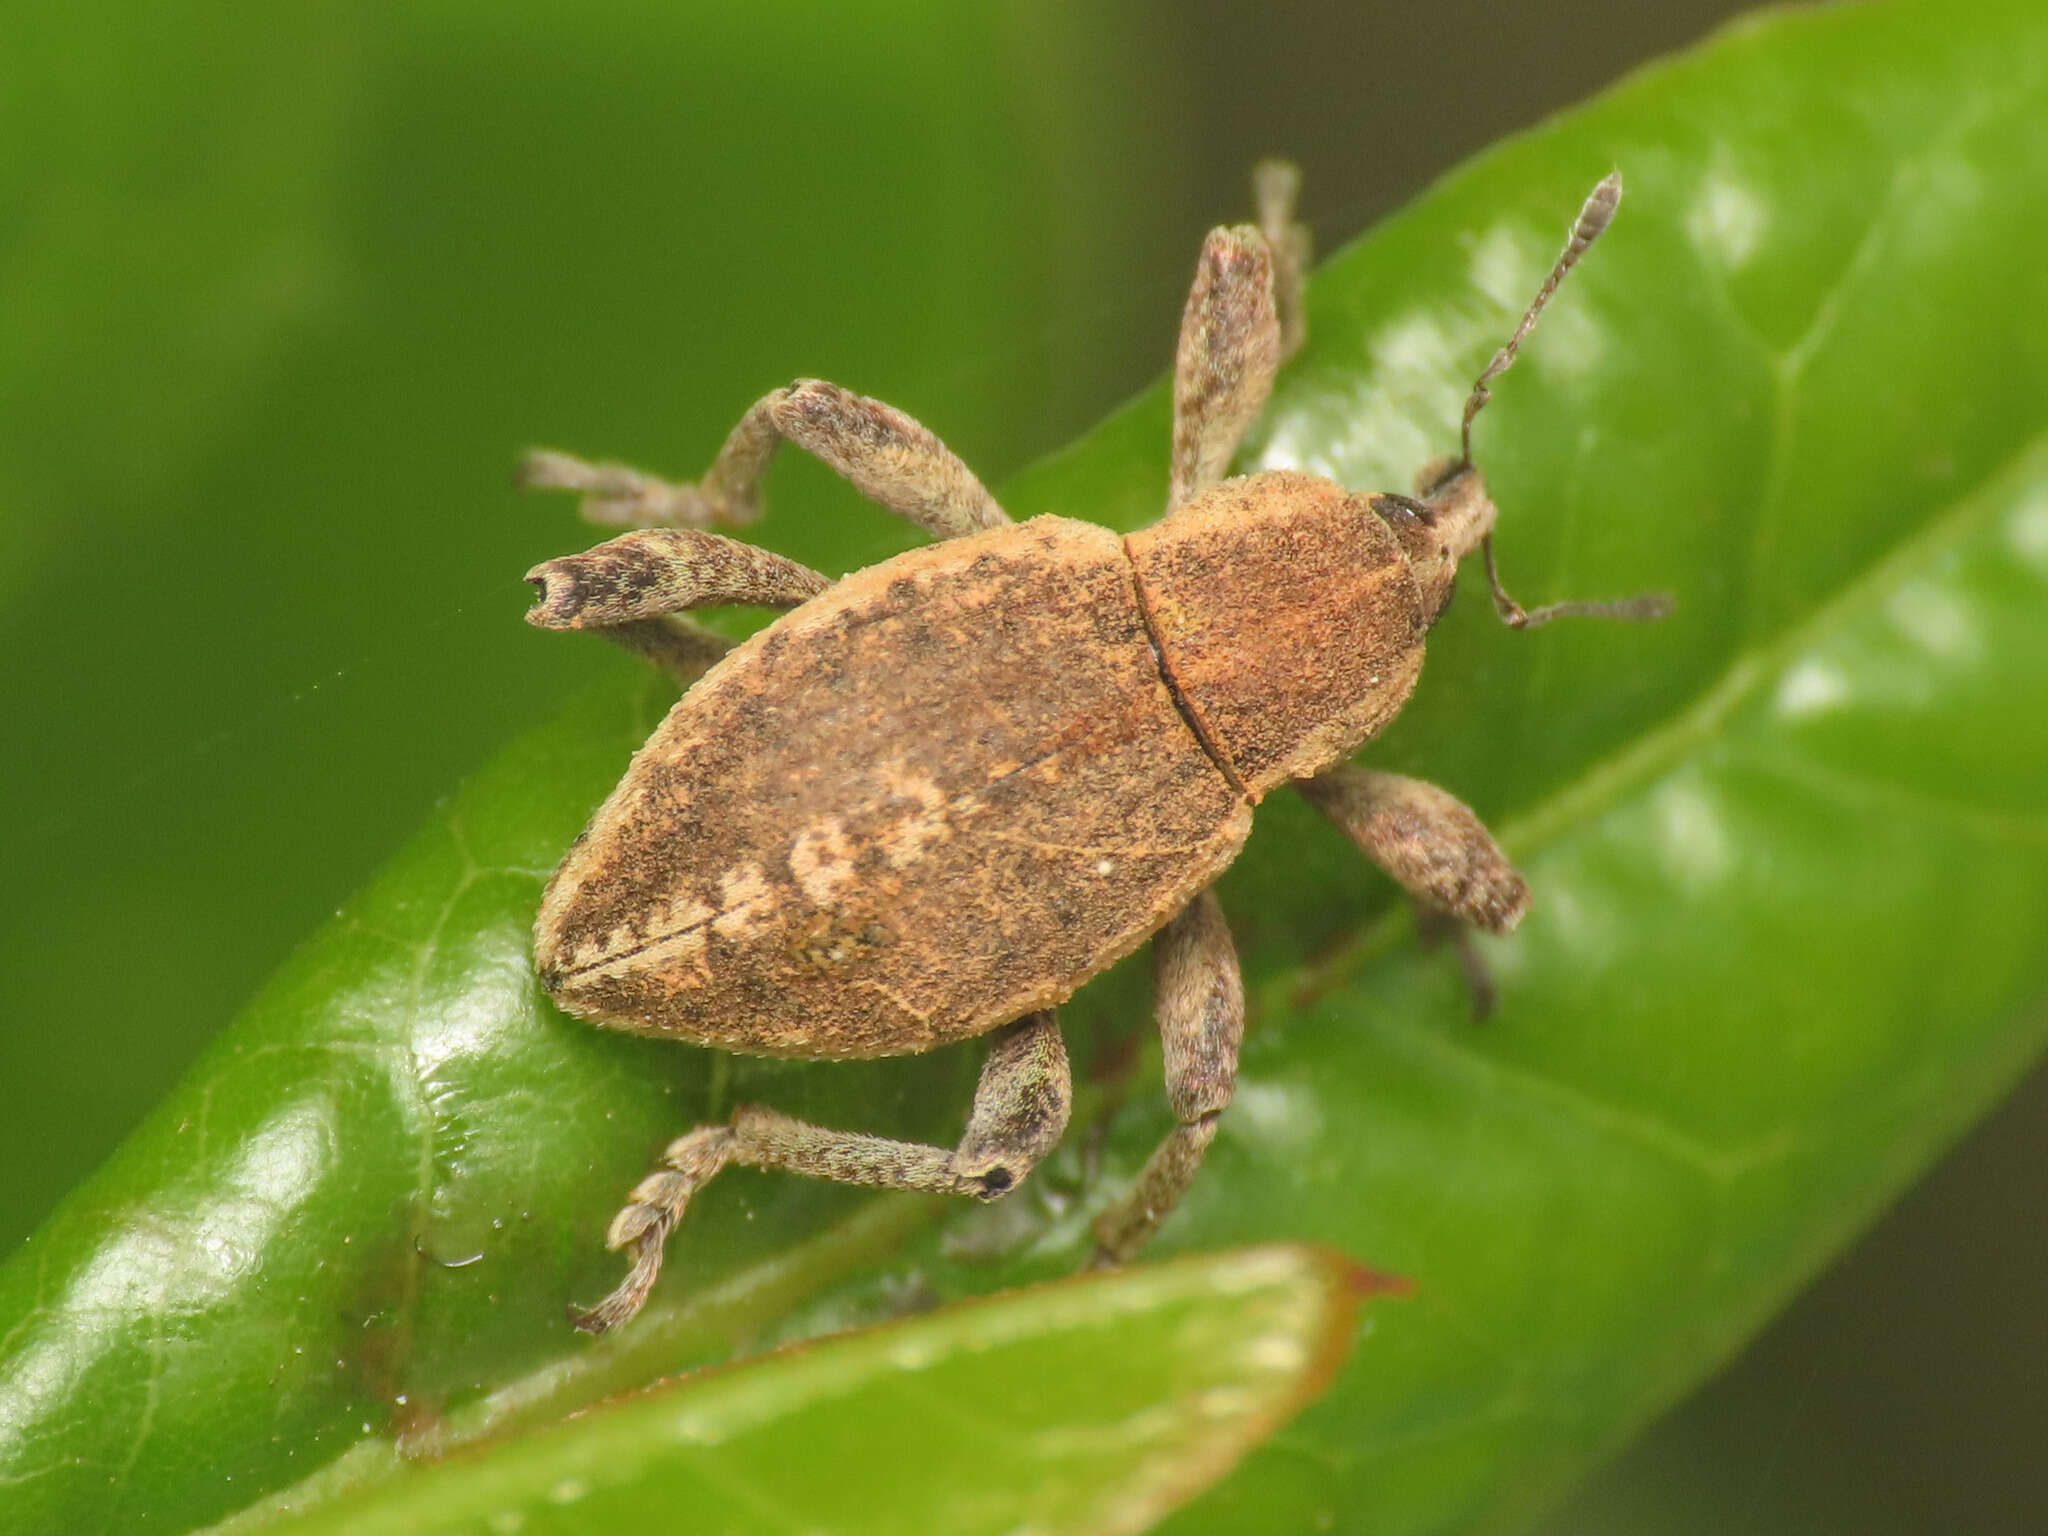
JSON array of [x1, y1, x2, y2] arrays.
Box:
[[520, 164, 1667, 1332]]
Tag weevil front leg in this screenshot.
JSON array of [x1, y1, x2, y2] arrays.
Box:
[[1169, 221, 1280, 512], [572, 1011, 1072, 1334], [1297, 766, 1530, 1017], [1165, 160, 1308, 512], [1090, 888, 1243, 1266], [524, 378, 1010, 542]]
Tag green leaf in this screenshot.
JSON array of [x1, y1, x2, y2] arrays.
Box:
[[6, 0, 2048, 1533], [0, 0, 1154, 1258], [227, 1247, 1378, 1536]]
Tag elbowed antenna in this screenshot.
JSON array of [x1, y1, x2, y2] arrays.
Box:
[[1460, 171, 1622, 467], [1458, 172, 1671, 630], [1481, 536, 1671, 630]]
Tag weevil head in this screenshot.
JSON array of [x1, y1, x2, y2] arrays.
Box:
[[1400, 456, 1499, 623]]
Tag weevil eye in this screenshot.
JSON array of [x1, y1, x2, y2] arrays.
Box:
[[1369, 493, 1432, 530]]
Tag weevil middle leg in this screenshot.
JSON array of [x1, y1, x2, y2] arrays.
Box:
[[523, 379, 1013, 679], [523, 378, 1009, 541], [1090, 889, 1244, 1266]]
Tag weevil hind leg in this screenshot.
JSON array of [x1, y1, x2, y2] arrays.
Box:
[[572, 1012, 1071, 1334], [1298, 766, 1530, 1018], [1089, 887, 1243, 1267], [523, 526, 831, 683], [525, 527, 833, 629], [524, 379, 1009, 542]]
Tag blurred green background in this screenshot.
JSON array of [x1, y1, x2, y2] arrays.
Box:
[[4, 1, 2042, 1530]]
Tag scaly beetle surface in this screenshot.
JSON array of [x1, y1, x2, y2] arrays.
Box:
[[521, 165, 1664, 1332]]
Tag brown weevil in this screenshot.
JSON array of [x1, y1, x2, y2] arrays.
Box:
[[521, 164, 1667, 1333]]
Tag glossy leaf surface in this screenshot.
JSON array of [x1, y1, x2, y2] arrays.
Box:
[[4, 1, 2047, 1533], [250, 1247, 1372, 1536]]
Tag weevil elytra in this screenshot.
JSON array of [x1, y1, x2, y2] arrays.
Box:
[[521, 164, 1666, 1333]]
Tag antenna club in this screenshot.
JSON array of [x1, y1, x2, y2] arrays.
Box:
[[1456, 170, 1626, 467], [1576, 172, 1623, 248]]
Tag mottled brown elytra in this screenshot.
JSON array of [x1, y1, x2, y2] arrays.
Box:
[[520, 165, 1666, 1333]]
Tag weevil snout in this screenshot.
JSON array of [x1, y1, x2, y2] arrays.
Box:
[[1417, 461, 1499, 566]]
